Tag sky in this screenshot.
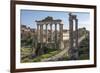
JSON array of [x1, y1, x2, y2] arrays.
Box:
[[20, 10, 90, 30]]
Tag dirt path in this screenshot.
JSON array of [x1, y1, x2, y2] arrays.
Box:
[[41, 34, 87, 61]]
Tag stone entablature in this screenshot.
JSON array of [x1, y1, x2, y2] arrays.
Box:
[[35, 16, 64, 56]]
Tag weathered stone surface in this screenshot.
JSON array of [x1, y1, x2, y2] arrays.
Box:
[[69, 13, 79, 60], [35, 16, 63, 56]]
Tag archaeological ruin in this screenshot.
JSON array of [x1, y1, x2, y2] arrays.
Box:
[[69, 13, 78, 59], [35, 13, 79, 59]]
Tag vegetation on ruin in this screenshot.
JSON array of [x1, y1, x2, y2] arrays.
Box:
[[21, 25, 89, 62], [78, 34, 89, 60], [21, 47, 61, 63]]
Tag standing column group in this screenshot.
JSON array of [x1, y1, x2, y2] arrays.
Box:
[[69, 13, 78, 59], [36, 22, 63, 50]]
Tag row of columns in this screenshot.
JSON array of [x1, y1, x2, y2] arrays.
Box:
[[36, 23, 63, 49], [35, 13, 79, 58]]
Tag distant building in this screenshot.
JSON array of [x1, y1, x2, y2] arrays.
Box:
[[63, 30, 69, 41], [21, 25, 36, 33]]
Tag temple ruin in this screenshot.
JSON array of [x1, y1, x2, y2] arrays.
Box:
[[35, 16, 64, 56], [35, 13, 79, 59]]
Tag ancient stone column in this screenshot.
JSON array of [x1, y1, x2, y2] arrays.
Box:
[[50, 24, 53, 42], [45, 24, 48, 43], [68, 13, 79, 60], [75, 18, 78, 59], [37, 24, 40, 42], [55, 24, 57, 49], [40, 24, 43, 44], [75, 19, 78, 49], [69, 13, 74, 58], [39, 24, 44, 55], [59, 23, 64, 50], [69, 15, 74, 50]]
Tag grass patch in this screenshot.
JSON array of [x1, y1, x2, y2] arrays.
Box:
[[32, 50, 60, 62], [21, 47, 36, 63], [21, 48, 61, 62], [79, 54, 89, 60]]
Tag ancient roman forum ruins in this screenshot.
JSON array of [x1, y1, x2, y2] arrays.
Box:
[[35, 13, 79, 59], [35, 16, 64, 55]]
